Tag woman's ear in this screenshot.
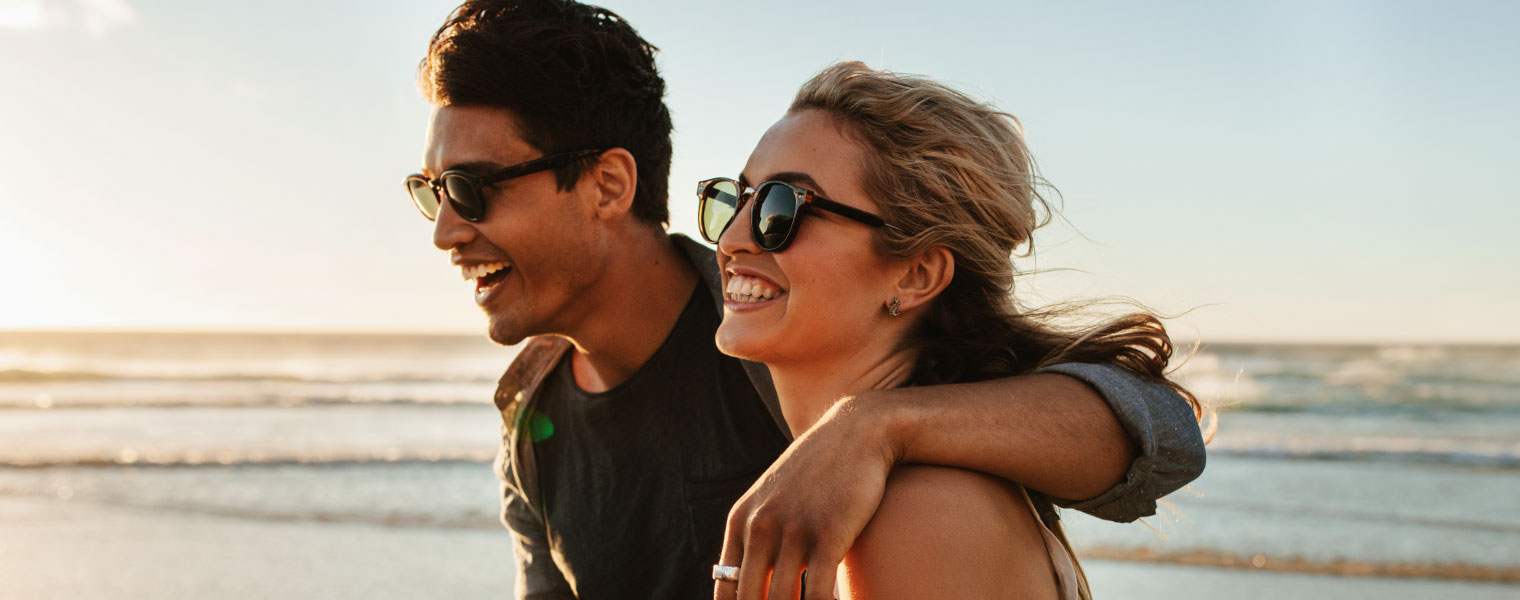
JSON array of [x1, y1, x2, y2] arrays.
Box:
[[890, 246, 954, 315], [587, 148, 637, 219]]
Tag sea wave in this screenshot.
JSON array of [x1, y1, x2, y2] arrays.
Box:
[[1174, 345, 1520, 415], [1221, 396, 1520, 414], [18, 495, 505, 530], [0, 394, 493, 409], [1207, 434, 1520, 468], [0, 459, 505, 533], [0, 367, 497, 385], [0, 449, 497, 469], [7, 433, 1515, 469], [0, 331, 520, 389]]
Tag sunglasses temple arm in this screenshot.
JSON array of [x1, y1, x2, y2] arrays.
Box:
[[813, 198, 889, 228]]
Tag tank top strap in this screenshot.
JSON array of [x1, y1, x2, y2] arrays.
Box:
[[1018, 486, 1082, 600]]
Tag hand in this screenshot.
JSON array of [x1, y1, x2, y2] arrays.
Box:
[[714, 394, 899, 600]]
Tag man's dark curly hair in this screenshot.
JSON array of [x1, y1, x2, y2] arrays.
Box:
[[418, 0, 673, 227]]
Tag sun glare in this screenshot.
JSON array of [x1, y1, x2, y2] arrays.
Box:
[[0, 0, 44, 30]]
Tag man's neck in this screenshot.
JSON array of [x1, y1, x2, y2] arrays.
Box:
[[565, 232, 699, 393]]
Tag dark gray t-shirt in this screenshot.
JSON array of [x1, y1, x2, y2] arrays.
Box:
[[530, 283, 790, 599]]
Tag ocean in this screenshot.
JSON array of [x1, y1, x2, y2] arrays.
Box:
[[1, 331, 1517, 598]]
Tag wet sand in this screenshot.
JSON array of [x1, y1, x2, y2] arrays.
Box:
[[0, 495, 511, 599], [5, 494, 1517, 599]]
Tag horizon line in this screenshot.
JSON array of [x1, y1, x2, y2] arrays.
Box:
[[2, 326, 1517, 347]]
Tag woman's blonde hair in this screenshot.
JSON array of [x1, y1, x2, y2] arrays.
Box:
[[791, 61, 1200, 419]]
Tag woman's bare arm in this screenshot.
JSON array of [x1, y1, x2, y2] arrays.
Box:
[[715, 370, 1203, 600]]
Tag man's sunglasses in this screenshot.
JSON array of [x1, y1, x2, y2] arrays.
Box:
[[696, 178, 900, 252], [404, 149, 605, 222]]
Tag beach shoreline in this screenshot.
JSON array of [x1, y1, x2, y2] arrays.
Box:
[[1081, 546, 1520, 584], [5, 493, 1517, 600], [4, 333, 1517, 598]]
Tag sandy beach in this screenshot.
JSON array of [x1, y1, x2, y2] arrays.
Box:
[[4, 452, 1518, 599], [5, 490, 1517, 600]]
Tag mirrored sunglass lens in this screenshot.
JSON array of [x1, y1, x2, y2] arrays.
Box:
[[701, 180, 740, 242], [407, 178, 440, 220], [754, 184, 799, 250], [441, 175, 483, 220]]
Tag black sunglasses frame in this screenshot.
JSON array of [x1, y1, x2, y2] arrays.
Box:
[[696, 177, 899, 251], [405, 148, 605, 223]]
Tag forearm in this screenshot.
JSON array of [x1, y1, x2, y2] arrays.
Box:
[[867, 373, 1137, 502], [713, 372, 1144, 600]]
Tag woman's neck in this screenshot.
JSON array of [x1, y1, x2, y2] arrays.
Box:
[[768, 345, 917, 437]]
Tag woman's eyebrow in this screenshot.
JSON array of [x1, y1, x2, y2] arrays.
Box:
[[767, 171, 827, 196]]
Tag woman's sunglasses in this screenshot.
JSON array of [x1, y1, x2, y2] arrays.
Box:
[[404, 149, 605, 223], [696, 177, 899, 252]]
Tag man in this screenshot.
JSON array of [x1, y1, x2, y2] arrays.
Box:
[[405, 1, 1205, 598]]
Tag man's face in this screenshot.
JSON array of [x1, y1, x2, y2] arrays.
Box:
[[423, 105, 603, 346]]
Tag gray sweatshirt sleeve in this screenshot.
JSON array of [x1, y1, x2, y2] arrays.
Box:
[[1034, 362, 1207, 522]]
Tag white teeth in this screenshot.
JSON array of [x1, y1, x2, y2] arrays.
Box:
[[724, 274, 783, 302], [461, 262, 510, 281]]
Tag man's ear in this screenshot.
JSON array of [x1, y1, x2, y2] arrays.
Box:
[[587, 148, 637, 219], [891, 246, 954, 315]]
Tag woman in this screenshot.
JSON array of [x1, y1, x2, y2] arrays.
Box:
[[697, 62, 1198, 598]]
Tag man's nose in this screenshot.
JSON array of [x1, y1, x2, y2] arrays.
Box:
[[432, 196, 476, 251]]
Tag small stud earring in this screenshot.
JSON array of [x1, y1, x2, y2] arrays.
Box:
[[887, 297, 901, 318]]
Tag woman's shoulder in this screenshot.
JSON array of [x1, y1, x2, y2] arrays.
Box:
[[838, 465, 1058, 599], [864, 465, 1034, 552]]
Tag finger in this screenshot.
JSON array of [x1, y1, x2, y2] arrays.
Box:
[[714, 578, 738, 600], [714, 510, 747, 600], [800, 559, 839, 600], [765, 540, 807, 600], [736, 514, 781, 600]]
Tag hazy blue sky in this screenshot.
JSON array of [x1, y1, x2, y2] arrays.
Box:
[[1, 0, 1515, 342]]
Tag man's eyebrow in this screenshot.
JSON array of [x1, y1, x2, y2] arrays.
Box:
[[420, 160, 503, 178], [445, 161, 505, 174]]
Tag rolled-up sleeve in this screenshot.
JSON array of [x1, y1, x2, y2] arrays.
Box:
[[1034, 362, 1207, 522]]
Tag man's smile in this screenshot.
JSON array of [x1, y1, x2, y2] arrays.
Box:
[[460, 261, 514, 300]]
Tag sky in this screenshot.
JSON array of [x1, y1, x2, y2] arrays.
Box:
[[0, 0, 1516, 343]]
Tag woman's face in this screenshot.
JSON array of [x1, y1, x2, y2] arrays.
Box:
[[715, 109, 901, 366]]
